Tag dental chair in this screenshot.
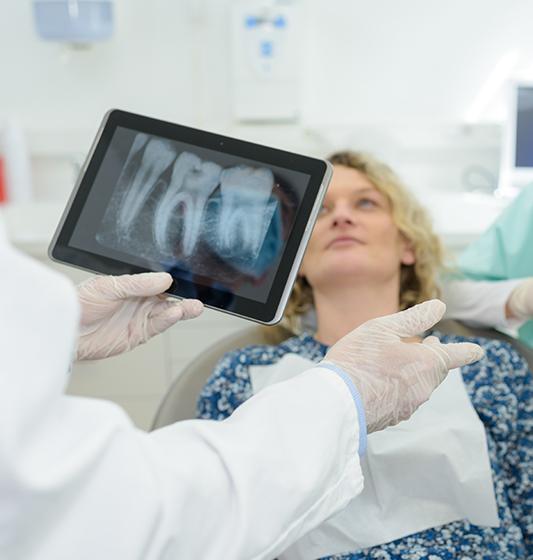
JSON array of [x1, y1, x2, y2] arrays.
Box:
[[150, 320, 533, 430]]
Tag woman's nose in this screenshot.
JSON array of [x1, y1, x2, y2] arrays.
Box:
[[331, 204, 355, 227]]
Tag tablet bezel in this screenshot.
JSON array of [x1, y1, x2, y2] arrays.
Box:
[[49, 109, 332, 324]]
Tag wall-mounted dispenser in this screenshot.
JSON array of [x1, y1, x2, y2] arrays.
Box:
[[231, 0, 300, 122], [33, 0, 114, 45]]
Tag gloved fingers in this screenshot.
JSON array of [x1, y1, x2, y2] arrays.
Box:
[[97, 272, 174, 301], [508, 277, 533, 320], [146, 299, 204, 338], [373, 299, 446, 339], [423, 336, 484, 370], [174, 299, 204, 320]]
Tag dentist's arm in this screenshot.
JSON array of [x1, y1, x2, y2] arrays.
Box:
[[1, 223, 483, 559], [441, 278, 527, 329]]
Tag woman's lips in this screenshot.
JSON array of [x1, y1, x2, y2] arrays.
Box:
[[327, 236, 363, 248]]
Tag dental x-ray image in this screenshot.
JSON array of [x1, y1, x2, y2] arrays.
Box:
[[94, 131, 298, 296], [53, 112, 324, 318]]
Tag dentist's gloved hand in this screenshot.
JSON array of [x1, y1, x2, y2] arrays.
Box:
[[507, 278, 533, 321], [323, 299, 484, 433], [76, 273, 203, 361]]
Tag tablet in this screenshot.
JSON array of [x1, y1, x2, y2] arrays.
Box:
[[49, 109, 332, 324]]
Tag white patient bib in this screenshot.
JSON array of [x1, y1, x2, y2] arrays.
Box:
[[250, 354, 499, 559]]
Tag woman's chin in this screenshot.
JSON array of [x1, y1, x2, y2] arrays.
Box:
[[315, 262, 370, 283], [323, 253, 369, 272]]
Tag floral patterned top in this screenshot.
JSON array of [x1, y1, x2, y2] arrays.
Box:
[[197, 332, 533, 560]]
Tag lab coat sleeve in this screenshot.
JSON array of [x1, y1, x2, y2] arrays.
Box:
[[441, 278, 524, 330], [150, 367, 364, 559], [0, 229, 363, 560]]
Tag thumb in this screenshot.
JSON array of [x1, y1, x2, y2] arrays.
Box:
[[373, 299, 446, 339], [147, 299, 204, 338]]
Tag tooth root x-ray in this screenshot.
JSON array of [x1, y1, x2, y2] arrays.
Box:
[[153, 151, 221, 257], [97, 133, 285, 286], [118, 137, 177, 233]]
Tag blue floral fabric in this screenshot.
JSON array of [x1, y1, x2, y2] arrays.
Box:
[[196, 332, 533, 560]]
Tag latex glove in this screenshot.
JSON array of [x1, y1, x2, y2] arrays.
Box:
[[324, 300, 484, 433], [507, 278, 533, 321], [76, 273, 203, 361]]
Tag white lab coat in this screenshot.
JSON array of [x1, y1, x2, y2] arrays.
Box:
[[0, 224, 364, 560]]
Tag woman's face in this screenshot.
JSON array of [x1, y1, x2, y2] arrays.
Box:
[[299, 165, 415, 288]]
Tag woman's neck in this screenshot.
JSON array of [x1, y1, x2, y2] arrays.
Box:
[[313, 277, 400, 346]]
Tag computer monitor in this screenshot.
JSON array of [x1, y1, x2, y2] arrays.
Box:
[[500, 83, 533, 195]]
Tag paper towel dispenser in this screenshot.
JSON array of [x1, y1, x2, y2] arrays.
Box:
[[33, 0, 113, 44]]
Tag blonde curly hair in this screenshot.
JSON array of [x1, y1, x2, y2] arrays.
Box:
[[280, 150, 446, 335]]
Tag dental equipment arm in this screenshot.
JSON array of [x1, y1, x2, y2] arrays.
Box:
[[75, 273, 203, 361]]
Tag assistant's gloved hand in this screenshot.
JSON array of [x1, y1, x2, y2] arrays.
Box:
[[323, 299, 484, 433], [76, 273, 203, 361], [507, 278, 533, 321]]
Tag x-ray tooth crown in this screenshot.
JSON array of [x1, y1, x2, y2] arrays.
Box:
[[218, 165, 277, 259]]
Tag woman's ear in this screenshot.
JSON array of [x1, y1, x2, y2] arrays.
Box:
[[400, 238, 416, 266]]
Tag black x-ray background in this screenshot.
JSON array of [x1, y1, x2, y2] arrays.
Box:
[[69, 126, 311, 303]]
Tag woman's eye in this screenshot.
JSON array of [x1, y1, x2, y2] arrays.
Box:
[[357, 198, 377, 208]]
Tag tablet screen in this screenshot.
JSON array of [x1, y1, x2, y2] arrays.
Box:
[[68, 126, 311, 304], [51, 110, 330, 323]]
